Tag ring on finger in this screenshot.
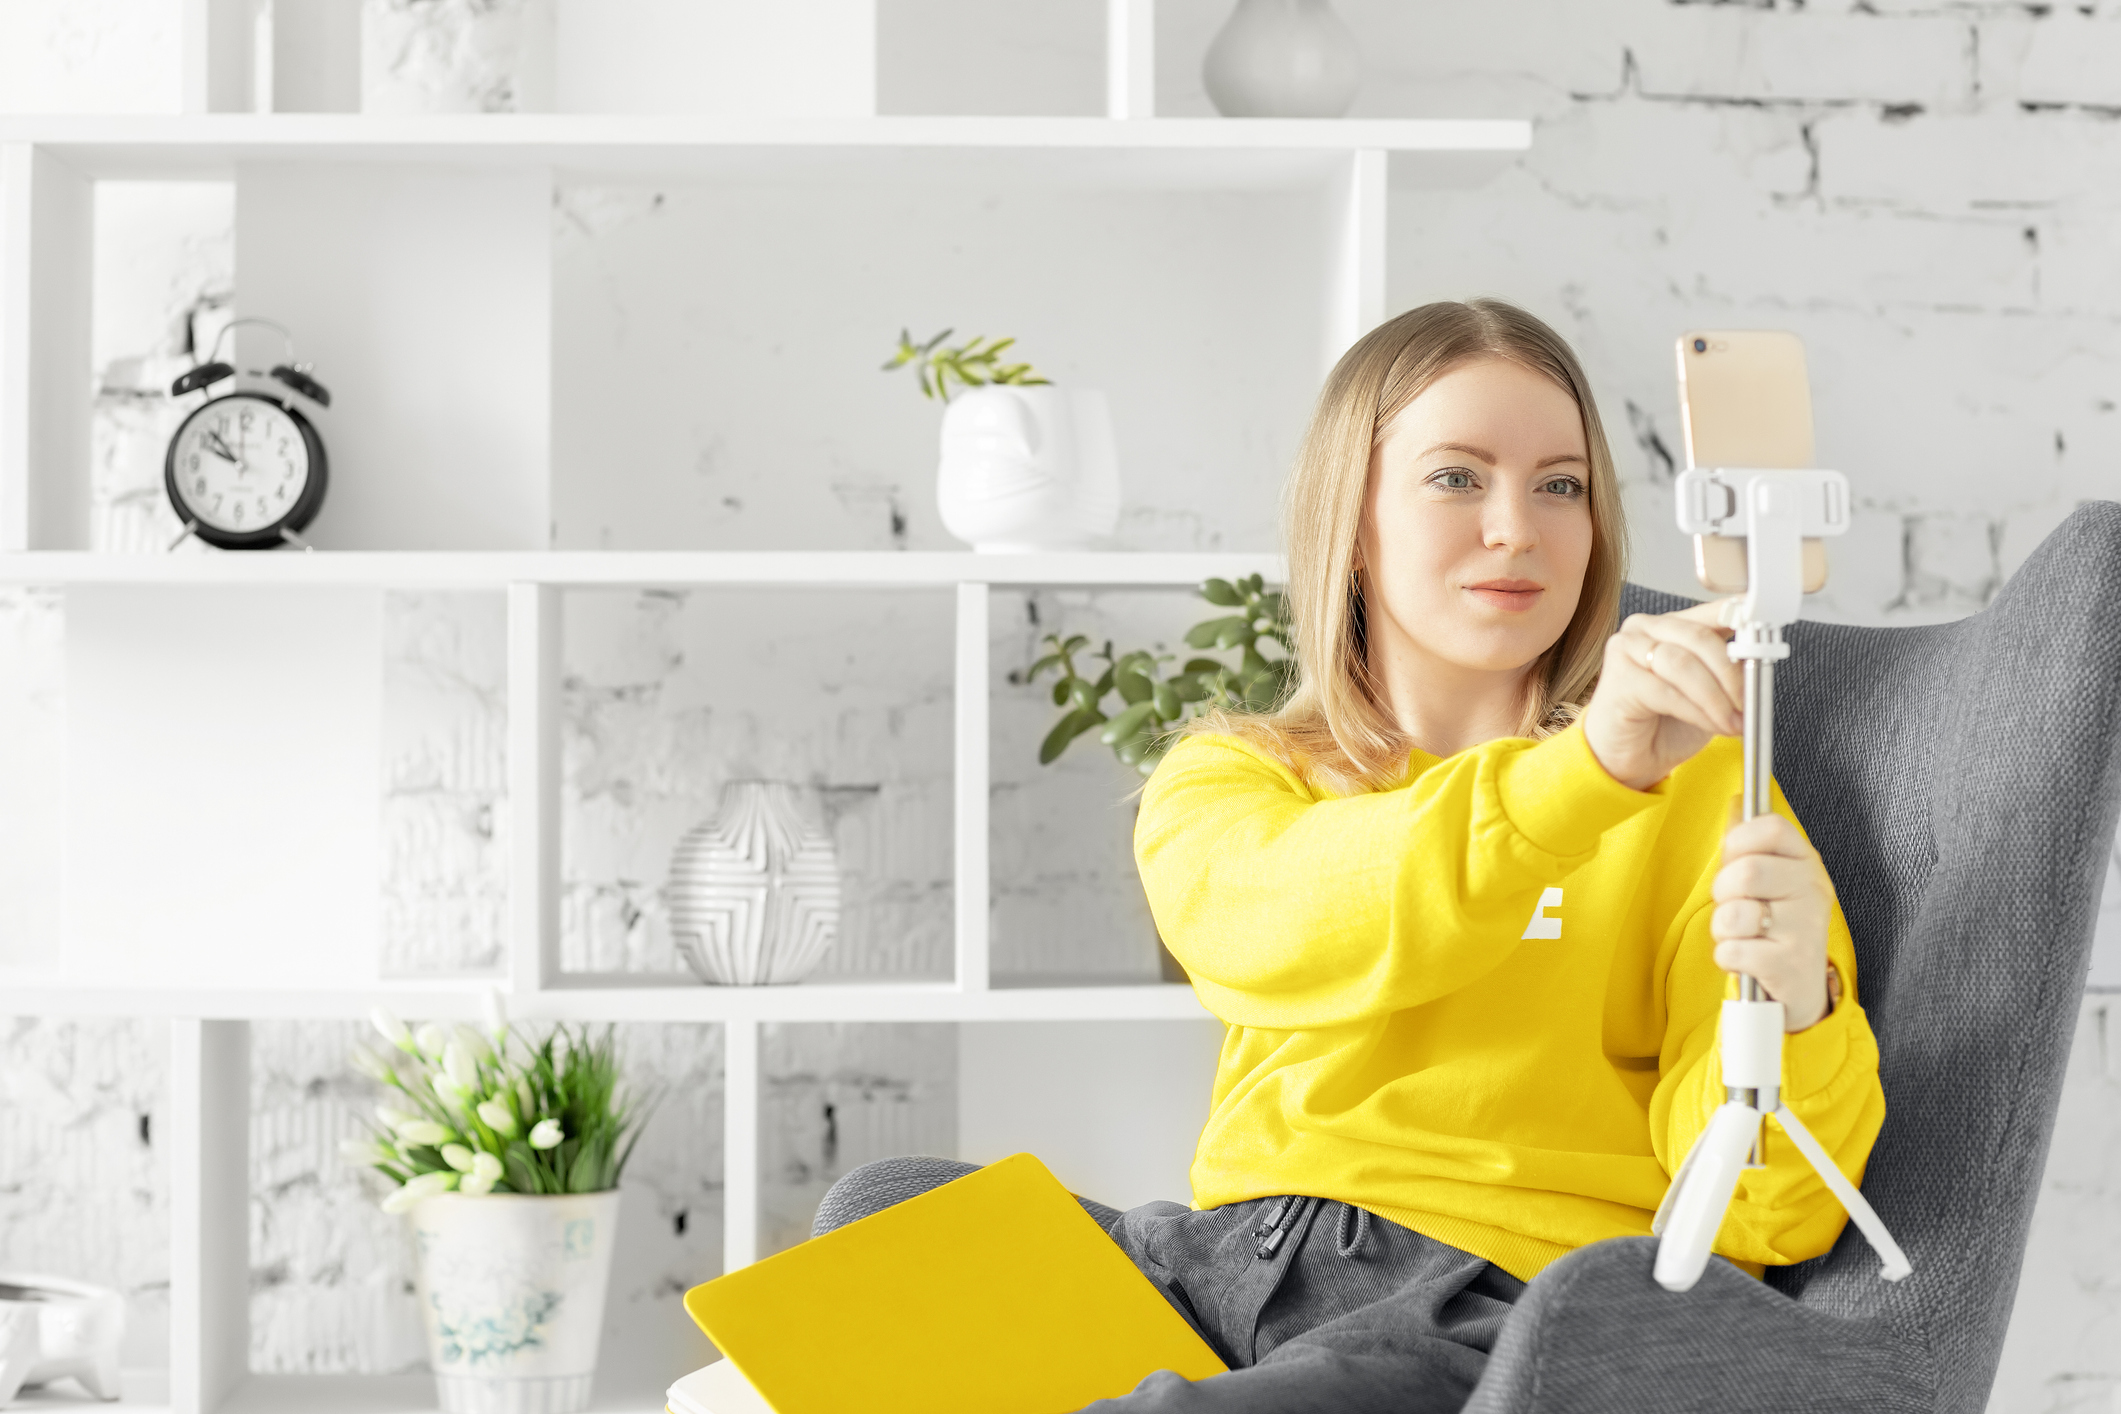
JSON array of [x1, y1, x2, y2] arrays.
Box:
[[1643, 642, 1660, 674], [1757, 900, 1774, 936]]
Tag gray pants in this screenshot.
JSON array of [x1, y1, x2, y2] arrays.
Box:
[[811, 1157, 1525, 1413]]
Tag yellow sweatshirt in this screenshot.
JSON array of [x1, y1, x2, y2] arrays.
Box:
[[1135, 722, 1885, 1283]]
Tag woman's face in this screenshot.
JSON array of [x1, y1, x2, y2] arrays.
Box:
[[1358, 357, 1595, 682]]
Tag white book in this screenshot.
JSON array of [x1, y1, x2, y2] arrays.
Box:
[[667, 1358, 774, 1414]]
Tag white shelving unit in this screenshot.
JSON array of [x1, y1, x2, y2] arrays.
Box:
[[0, 16, 1529, 1407]]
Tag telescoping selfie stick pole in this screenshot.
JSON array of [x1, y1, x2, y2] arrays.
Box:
[[1650, 466, 1913, 1293]]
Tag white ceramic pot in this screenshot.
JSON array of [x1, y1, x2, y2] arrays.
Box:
[[0, 1272, 125, 1402], [668, 781, 841, 985], [410, 1191, 621, 1414], [1202, 0, 1361, 119], [937, 386, 1121, 553], [362, 0, 555, 114]]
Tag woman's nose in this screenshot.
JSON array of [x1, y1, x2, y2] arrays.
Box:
[[1482, 489, 1538, 551]]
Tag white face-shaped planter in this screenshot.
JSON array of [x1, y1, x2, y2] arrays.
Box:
[[0, 1273, 125, 1402], [936, 387, 1121, 553], [0, 1303, 38, 1405]]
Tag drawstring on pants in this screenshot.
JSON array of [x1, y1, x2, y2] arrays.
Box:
[[1253, 1197, 1370, 1260], [1334, 1202, 1370, 1258], [1253, 1196, 1300, 1259]]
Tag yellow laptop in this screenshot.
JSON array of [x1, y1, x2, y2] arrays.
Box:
[[682, 1153, 1227, 1412]]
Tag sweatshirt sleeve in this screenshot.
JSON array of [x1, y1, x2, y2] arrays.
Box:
[[1646, 793, 1887, 1268], [1134, 724, 1667, 1030]]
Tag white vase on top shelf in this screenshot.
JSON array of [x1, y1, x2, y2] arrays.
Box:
[[362, 0, 556, 114], [937, 386, 1122, 553], [1203, 0, 1362, 119], [668, 781, 842, 986]]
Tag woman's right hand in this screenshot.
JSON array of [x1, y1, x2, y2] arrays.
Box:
[[1581, 601, 1743, 791]]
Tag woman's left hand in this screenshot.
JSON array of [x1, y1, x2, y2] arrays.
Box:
[[1711, 808, 1836, 1032]]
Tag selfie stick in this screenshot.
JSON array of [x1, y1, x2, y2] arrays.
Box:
[[1650, 467, 1912, 1293]]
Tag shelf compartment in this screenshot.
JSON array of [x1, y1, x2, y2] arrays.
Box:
[[989, 586, 1217, 983], [553, 585, 956, 987]]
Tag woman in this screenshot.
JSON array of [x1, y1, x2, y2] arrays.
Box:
[[816, 299, 1883, 1412]]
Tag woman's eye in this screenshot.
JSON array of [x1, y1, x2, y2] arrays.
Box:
[[1433, 470, 1477, 491], [1541, 476, 1585, 497]]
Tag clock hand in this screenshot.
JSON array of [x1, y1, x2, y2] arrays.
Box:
[[203, 431, 239, 463]]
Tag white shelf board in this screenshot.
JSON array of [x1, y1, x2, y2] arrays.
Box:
[[13, 1371, 169, 1413], [0, 114, 1529, 186], [0, 549, 1286, 589], [216, 1373, 670, 1414], [0, 980, 1212, 1023]]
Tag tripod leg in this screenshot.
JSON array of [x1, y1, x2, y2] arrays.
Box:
[[1771, 1105, 1912, 1281], [1653, 1101, 1763, 1293]]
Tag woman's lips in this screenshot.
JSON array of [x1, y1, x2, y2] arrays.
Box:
[[1465, 580, 1544, 611]]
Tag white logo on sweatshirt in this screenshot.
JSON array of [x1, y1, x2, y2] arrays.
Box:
[[1521, 887, 1563, 940]]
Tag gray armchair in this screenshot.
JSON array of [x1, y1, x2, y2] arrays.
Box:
[[1465, 503, 2121, 1414]]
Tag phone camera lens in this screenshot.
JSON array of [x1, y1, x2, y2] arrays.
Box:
[[1693, 338, 1708, 353]]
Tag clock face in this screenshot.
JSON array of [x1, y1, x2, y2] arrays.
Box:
[[168, 395, 315, 536]]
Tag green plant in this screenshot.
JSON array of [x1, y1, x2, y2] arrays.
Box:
[[347, 997, 650, 1212], [1019, 575, 1293, 776], [883, 327, 1050, 401]]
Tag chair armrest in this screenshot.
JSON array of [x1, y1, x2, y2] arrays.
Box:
[[1462, 1238, 1929, 1414]]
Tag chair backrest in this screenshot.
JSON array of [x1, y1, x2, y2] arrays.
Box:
[[1620, 502, 2121, 1413]]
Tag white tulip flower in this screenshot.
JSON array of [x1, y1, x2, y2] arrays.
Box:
[[440, 1143, 477, 1173], [482, 989, 508, 1043], [472, 1151, 504, 1184], [455, 1025, 493, 1069], [477, 1100, 519, 1137], [339, 1138, 390, 1165], [398, 1119, 451, 1147], [350, 1047, 397, 1085], [516, 1078, 536, 1116], [443, 1043, 479, 1091], [431, 1072, 470, 1108], [458, 1169, 496, 1197], [529, 1119, 564, 1150], [415, 1022, 450, 1058], [370, 1008, 415, 1055], [381, 1169, 456, 1214], [376, 1104, 416, 1132]]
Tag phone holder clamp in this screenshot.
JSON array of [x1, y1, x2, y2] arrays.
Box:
[[1674, 467, 1850, 638]]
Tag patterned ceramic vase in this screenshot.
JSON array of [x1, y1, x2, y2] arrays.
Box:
[[410, 1191, 620, 1414], [667, 781, 841, 985]]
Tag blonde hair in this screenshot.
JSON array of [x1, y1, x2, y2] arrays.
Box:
[[1194, 299, 1627, 796]]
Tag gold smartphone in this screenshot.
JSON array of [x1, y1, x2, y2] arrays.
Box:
[[1675, 331, 1828, 594]]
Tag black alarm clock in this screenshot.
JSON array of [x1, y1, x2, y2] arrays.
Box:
[[165, 319, 331, 551]]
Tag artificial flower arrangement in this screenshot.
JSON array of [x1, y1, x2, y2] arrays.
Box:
[[345, 997, 648, 1212]]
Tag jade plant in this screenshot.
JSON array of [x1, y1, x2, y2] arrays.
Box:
[[1019, 575, 1294, 776], [883, 328, 1049, 402]]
